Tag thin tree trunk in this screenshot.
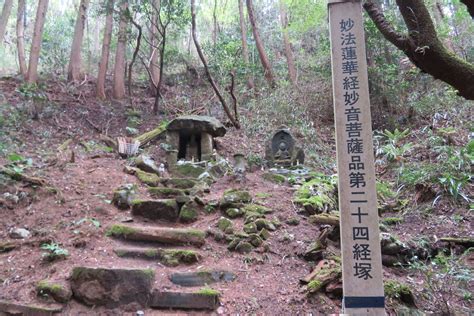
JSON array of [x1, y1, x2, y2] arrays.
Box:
[[153, 25, 165, 114], [212, 0, 217, 46], [26, 0, 49, 84], [191, 0, 240, 129], [0, 0, 13, 44], [238, 0, 254, 89], [16, 0, 27, 76], [68, 0, 89, 81], [245, 0, 276, 88], [149, 0, 160, 96], [112, 0, 128, 99], [96, 0, 114, 99], [278, 0, 296, 85]]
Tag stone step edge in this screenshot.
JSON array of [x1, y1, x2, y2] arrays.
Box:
[[0, 299, 62, 315], [106, 224, 206, 247], [150, 290, 219, 310], [113, 247, 201, 266]]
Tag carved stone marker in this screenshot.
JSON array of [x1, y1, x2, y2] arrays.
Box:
[[166, 115, 226, 163], [328, 0, 385, 314], [265, 126, 304, 167]]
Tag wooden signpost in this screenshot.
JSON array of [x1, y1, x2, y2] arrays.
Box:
[[328, 0, 385, 314]]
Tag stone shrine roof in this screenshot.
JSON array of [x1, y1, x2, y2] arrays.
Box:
[[167, 115, 227, 137]]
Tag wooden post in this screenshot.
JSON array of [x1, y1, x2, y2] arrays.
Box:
[[328, 0, 385, 314]]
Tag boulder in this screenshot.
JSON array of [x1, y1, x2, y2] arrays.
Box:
[[131, 199, 179, 221], [70, 267, 154, 308], [135, 155, 160, 175], [220, 189, 251, 209], [112, 184, 136, 210], [179, 201, 199, 223]]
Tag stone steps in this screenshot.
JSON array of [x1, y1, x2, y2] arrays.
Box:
[[106, 224, 206, 247], [150, 290, 219, 310], [169, 270, 236, 287], [113, 246, 201, 266], [68, 266, 230, 311]]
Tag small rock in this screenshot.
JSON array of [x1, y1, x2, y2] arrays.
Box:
[[235, 241, 253, 254], [286, 217, 300, 226], [225, 208, 244, 218], [217, 217, 233, 233], [255, 219, 276, 231], [9, 228, 31, 239], [259, 228, 270, 240], [243, 222, 258, 234], [36, 280, 72, 303]]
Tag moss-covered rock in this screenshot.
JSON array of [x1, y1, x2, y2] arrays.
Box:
[[243, 222, 258, 234], [244, 211, 265, 224], [161, 249, 202, 266], [235, 241, 253, 254], [148, 187, 187, 199], [135, 155, 160, 175], [225, 208, 244, 218], [131, 199, 179, 221], [164, 178, 198, 189], [249, 234, 263, 247], [384, 280, 416, 306], [242, 204, 271, 215], [262, 172, 286, 184], [179, 202, 199, 223], [136, 169, 161, 186], [37, 280, 72, 303], [255, 218, 276, 231], [175, 163, 206, 179], [259, 228, 270, 240], [112, 183, 136, 210], [220, 189, 252, 209], [286, 217, 300, 226], [217, 217, 233, 233], [294, 174, 337, 214]]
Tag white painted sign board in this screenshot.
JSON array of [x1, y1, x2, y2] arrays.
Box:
[[328, 0, 385, 314]]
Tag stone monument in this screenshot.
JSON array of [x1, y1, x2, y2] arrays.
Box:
[[265, 126, 304, 167], [165, 115, 226, 171]]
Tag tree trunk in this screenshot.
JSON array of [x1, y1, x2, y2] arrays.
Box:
[[149, 0, 160, 96], [245, 0, 276, 88], [0, 0, 13, 45], [16, 0, 27, 76], [67, 0, 90, 82], [278, 0, 296, 85], [364, 0, 474, 100], [96, 0, 114, 99], [191, 0, 240, 129], [112, 0, 128, 100], [212, 0, 217, 46], [238, 0, 254, 89], [26, 0, 49, 84]]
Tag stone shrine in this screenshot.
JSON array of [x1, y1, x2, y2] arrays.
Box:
[[166, 115, 226, 163], [265, 126, 304, 167]]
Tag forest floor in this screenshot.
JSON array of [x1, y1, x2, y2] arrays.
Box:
[[0, 76, 472, 315]]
